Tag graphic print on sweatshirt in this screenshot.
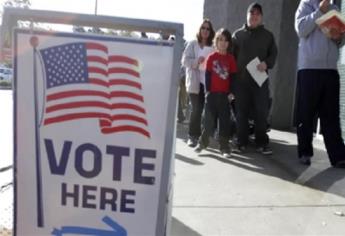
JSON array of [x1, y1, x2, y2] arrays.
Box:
[[212, 60, 229, 80]]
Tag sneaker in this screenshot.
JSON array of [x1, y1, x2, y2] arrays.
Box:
[[233, 145, 246, 154], [195, 144, 204, 153], [333, 160, 345, 169], [299, 155, 311, 165], [187, 138, 197, 148], [256, 146, 273, 155], [221, 150, 232, 158], [177, 116, 185, 124]]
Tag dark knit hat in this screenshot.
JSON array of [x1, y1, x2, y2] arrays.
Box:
[[247, 2, 263, 15]]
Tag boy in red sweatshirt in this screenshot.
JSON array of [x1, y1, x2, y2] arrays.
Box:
[[195, 28, 237, 158]]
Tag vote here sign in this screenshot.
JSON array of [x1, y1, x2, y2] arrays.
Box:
[[14, 29, 176, 236]]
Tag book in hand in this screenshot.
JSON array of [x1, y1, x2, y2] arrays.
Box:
[[315, 9, 345, 37]]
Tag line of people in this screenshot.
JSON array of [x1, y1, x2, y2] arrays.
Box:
[[181, 3, 277, 158], [179, 0, 345, 168]]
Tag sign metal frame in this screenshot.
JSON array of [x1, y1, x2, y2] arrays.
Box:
[[2, 8, 183, 236]]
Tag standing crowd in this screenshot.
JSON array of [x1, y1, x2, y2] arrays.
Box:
[[179, 0, 345, 168]]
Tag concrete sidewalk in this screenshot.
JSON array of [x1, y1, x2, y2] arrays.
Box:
[[170, 122, 345, 235]]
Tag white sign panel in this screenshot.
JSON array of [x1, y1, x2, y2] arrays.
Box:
[[14, 30, 175, 236]]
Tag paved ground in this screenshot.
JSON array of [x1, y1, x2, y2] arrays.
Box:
[[1, 89, 345, 235], [170, 122, 345, 235]]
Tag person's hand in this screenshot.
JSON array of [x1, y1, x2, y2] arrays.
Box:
[[228, 93, 235, 101], [329, 27, 344, 42], [319, 0, 330, 14], [194, 56, 205, 69], [257, 61, 267, 72], [198, 56, 205, 65], [193, 56, 205, 69]]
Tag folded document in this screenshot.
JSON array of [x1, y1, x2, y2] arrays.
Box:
[[246, 57, 268, 87]]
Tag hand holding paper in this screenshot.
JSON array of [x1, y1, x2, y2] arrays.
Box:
[[198, 56, 205, 66], [246, 57, 268, 87], [257, 61, 267, 72], [198, 46, 214, 70]]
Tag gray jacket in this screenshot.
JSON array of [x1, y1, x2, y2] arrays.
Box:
[[181, 40, 202, 94], [295, 0, 341, 70]]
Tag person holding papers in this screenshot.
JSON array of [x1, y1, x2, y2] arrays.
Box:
[[295, 0, 345, 167], [195, 28, 237, 158], [182, 19, 215, 147], [232, 2, 277, 155]]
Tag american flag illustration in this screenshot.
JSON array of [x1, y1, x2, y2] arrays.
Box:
[[39, 42, 150, 138]]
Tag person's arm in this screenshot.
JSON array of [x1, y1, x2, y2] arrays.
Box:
[[229, 55, 237, 94], [205, 54, 213, 93], [295, 0, 323, 38], [337, 34, 345, 47], [328, 27, 345, 47], [231, 34, 239, 59], [205, 70, 211, 93], [229, 73, 237, 94], [181, 41, 199, 69], [263, 34, 278, 70]]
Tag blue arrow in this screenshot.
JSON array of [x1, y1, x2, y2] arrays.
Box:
[[51, 216, 127, 236]]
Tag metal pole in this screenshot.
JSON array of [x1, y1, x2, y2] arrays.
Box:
[[30, 35, 44, 227], [95, 0, 98, 15]]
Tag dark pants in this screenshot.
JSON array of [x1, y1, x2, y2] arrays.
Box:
[[199, 93, 231, 150], [234, 78, 270, 147], [177, 77, 187, 122], [296, 69, 345, 165], [177, 99, 185, 121], [188, 84, 205, 139]]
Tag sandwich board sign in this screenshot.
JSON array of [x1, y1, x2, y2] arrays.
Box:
[[13, 21, 181, 235]]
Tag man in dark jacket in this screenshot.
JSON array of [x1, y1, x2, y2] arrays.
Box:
[[232, 2, 277, 155]]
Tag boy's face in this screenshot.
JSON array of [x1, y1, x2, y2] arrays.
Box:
[[247, 8, 262, 28], [217, 35, 229, 53]]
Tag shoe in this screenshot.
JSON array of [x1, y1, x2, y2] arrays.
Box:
[[233, 145, 246, 154], [266, 124, 271, 133], [187, 138, 197, 148], [333, 160, 345, 169], [177, 117, 185, 124], [195, 144, 204, 153], [299, 155, 311, 165], [221, 150, 232, 158], [256, 146, 273, 155]]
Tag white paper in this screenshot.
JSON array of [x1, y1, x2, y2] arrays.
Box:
[[246, 57, 268, 87]]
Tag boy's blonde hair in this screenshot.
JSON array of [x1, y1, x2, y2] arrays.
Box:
[[214, 28, 232, 53]]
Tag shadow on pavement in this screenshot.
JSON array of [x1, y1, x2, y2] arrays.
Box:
[[170, 217, 202, 236], [198, 143, 298, 183], [175, 154, 204, 166], [305, 168, 345, 196], [175, 123, 345, 198]]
